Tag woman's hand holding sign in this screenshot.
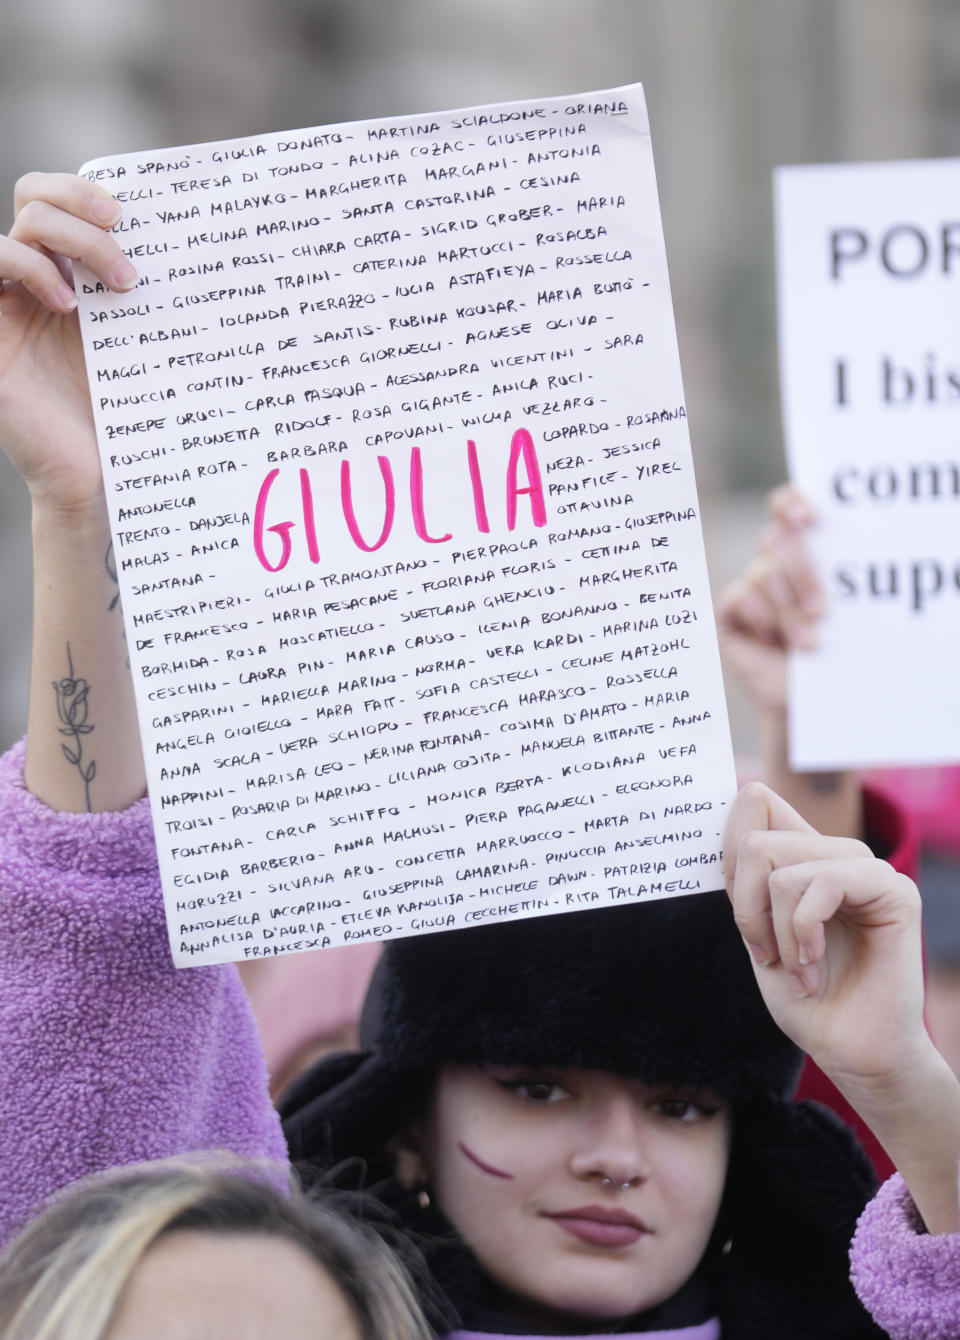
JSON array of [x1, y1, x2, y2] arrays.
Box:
[[0, 172, 145, 810], [0, 172, 137, 512], [715, 484, 823, 712], [716, 484, 862, 838], [724, 781, 960, 1235]]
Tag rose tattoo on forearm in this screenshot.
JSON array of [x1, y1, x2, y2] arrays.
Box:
[[53, 643, 96, 811]]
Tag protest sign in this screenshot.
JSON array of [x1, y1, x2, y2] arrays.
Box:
[[76, 84, 736, 966], [776, 158, 960, 770]]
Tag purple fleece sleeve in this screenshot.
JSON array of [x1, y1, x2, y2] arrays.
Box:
[[0, 741, 287, 1246], [850, 1173, 960, 1339]]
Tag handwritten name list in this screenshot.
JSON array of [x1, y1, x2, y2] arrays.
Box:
[[77, 85, 737, 967]]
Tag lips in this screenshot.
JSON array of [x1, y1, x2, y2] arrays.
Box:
[[546, 1205, 650, 1248]]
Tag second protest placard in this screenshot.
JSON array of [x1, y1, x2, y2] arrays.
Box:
[[777, 157, 960, 770]]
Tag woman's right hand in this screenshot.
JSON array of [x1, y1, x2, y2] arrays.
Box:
[[0, 172, 138, 516]]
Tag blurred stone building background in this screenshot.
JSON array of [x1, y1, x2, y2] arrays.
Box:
[[1, 0, 958, 753]]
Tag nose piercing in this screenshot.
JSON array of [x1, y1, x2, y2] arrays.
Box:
[[600, 1177, 633, 1190]]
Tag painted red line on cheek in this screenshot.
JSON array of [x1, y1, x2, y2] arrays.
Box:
[[458, 1140, 515, 1180]]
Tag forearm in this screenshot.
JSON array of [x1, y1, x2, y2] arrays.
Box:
[[834, 1041, 960, 1235], [25, 500, 145, 812], [759, 708, 862, 839]]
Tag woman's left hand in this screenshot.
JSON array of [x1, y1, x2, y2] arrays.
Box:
[[725, 781, 960, 1235], [723, 782, 926, 1094]]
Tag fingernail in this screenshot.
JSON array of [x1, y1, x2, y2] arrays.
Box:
[[789, 971, 810, 998], [92, 198, 122, 226], [798, 944, 811, 966], [56, 282, 78, 311], [747, 942, 771, 967], [111, 259, 139, 290]]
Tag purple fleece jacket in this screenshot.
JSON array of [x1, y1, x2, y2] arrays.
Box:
[[0, 740, 286, 1246], [850, 1172, 960, 1338]]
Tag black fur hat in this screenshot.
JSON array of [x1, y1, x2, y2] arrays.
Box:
[[280, 890, 802, 1167]]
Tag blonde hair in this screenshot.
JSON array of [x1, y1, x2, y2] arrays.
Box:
[[0, 1158, 430, 1340]]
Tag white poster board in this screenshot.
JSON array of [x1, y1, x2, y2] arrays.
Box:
[[776, 158, 960, 770], [77, 85, 737, 966]]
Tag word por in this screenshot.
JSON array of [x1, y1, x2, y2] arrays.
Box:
[[831, 221, 960, 279]]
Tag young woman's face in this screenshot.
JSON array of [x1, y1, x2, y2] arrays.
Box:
[[410, 1065, 731, 1327]]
